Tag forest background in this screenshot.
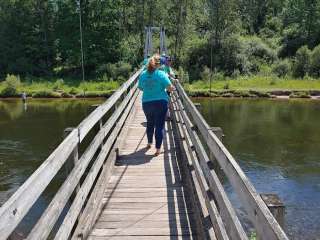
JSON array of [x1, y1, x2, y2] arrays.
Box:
[[1, 0, 320, 97]]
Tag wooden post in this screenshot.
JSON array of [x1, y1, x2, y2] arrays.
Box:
[[63, 128, 78, 175], [63, 127, 82, 220], [89, 104, 101, 116], [90, 104, 103, 149], [194, 103, 201, 110], [211, 127, 224, 141], [260, 193, 285, 229], [209, 127, 225, 180]]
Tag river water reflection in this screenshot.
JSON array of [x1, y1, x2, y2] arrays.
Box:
[[0, 98, 319, 239], [194, 98, 320, 240], [0, 99, 104, 236]]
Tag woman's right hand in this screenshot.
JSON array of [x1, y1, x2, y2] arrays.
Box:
[[166, 84, 175, 92]]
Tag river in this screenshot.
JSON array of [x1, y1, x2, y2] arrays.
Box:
[[0, 98, 319, 239], [0, 98, 104, 236]]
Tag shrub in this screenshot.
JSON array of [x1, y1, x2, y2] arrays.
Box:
[[221, 36, 243, 74], [272, 59, 291, 77], [200, 66, 212, 82], [61, 92, 73, 98], [32, 90, 61, 98], [106, 61, 132, 79], [269, 79, 276, 85], [52, 79, 64, 91], [259, 17, 282, 38], [292, 45, 311, 78], [279, 27, 306, 57], [1, 74, 21, 97], [223, 83, 230, 89], [309, 45, 320, 77], [243, 37, 277, 63], [69, 88, 78, 95]]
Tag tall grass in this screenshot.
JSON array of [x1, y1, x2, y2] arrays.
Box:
[[0, 76, 120, 97], [185, 75, 320, 91]]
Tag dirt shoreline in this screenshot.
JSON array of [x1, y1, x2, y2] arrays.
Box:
[[186, 89, 320, 99], [1, 90, 320, 100]]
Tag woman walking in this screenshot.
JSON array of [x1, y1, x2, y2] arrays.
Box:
[[138, 55, 174, 156]]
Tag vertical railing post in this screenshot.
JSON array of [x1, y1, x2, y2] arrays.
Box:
[[90, 104, 103, 149], [63, 128, 78, 175], [63, 128, 80, 212]]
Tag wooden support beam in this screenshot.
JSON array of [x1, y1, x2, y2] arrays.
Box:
[[260, 194, 285, 229]]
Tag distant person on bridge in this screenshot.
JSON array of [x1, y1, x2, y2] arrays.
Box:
[[161, 56, 176, 80], [142, 54, 151, 69], [159, 56, 178, 121], [138, 54, 174, 156]]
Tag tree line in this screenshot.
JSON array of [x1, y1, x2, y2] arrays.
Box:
[[0, 0, 320, 80]]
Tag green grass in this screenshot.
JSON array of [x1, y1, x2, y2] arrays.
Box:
[[185, 75, 320, 92], [0, 77, 120, 98]]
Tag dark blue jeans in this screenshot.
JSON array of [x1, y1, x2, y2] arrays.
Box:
[[142, 100, 168, 149]]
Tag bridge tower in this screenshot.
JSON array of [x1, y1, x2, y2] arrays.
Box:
[[144, 26, 167, 58]]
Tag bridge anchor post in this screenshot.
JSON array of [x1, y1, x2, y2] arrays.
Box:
[[260, 193, 285, 229]]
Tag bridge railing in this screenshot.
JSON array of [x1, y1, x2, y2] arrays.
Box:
[[0, 69, 142, 240], [171, 81, 288, 240]]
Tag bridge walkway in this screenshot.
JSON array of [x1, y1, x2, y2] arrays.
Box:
[[88, 97, 198, 239]]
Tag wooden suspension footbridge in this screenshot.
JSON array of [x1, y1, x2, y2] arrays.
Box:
[[0, 69, 289, 240]]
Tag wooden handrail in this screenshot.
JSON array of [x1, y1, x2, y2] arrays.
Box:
[[0, 69, 142, 240], [55, 90, 139, 240], [174, 82, 289, 240], [27, 85, 138, 240], [172, 92, 248, 240], [0, 129, 78, 240]]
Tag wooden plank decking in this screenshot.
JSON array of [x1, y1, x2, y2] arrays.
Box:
[[88, 96, 198, 240]]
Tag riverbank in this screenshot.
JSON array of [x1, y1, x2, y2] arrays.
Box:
[[2, 75, 320, 99], [0, 76, 119, 98], [183, 76, 320, 99], [186, 89, 320, 99]]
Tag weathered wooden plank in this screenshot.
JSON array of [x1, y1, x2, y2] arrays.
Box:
[[108, 175, 178, 181], [90, 227, 193, 236], [108, 177, 181, 185], [54, 91, 139, 240], [113, 170, 172, 175], [94, 220, 194, 229], [105, 187, 172, 192], [88, 235, 196, 240], [103, 196, 188, 204], [175, 83, 288, 240], [104, 190, 185, 198], [98, 213, 194, 222], [0, 130, 78, 240], [100, 202, 174, 209], [102, 208, 194, 215], [107, 183, 183, 189]]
